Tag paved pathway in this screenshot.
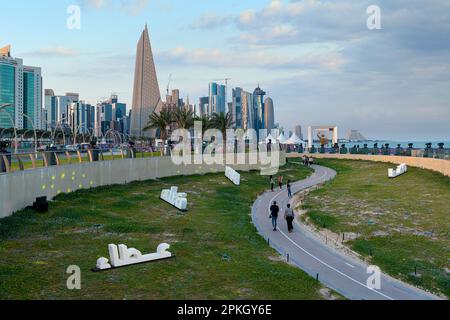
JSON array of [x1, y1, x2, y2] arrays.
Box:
[[251, 165, 440, 300]]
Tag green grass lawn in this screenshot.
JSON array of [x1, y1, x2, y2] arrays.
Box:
[[0, 163, 338, 300], [303, 159, 450, 297]]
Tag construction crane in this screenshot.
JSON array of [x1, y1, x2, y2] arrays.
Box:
[[166, 74, 172, 96]]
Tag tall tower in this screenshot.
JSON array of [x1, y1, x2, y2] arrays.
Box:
[[130, 25, 162, 138], [264, 97, 274, 131]]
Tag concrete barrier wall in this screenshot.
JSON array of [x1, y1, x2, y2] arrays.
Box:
[[287, 153, 450, 178], [0, 154, 286, 219]]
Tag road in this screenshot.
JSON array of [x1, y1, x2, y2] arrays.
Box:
[[251, 165, 440, 300]]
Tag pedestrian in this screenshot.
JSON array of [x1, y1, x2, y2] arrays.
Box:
[[269, 201, 280, 231], [287, 180, 292, 198], [270, 176, 275, 192], [278, 175, 283, 190], [285, 204, 295, 233]]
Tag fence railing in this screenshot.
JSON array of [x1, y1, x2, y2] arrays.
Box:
[[285, 146, 450, 160], [0, 147, 163, 174]]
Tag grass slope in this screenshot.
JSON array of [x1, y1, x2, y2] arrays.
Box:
[[303, 159, 450, 297], [0, 163, 334, 300]]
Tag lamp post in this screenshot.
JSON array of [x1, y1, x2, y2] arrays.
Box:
[[0, 103, 18, 154], [21, 113, 38, 154]]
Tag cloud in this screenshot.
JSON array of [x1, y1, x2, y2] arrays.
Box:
[[156, 46, 346, 71], [80, 0, 149, 15], [25, 47, 79, 58], [191, 12, 233, 30], [121, 0, 149, 16]]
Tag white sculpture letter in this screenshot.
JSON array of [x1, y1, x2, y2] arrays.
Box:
[[94, 243, 173, 271], [160, 186, 188, 211], [388, 163, 408, 178], [225, 166, 241, 186]]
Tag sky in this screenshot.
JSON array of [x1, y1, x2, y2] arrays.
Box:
[[1, 0, 449, 140]]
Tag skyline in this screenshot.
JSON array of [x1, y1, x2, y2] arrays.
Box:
[[1, 0, 450, 140]]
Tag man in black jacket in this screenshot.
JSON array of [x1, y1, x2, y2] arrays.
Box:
[[269, 201, 280, 231]]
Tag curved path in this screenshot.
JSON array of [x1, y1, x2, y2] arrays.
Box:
[[252, 165, 440, 300]]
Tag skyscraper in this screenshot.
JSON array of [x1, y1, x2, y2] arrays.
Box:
[[209, 82, 226, 115], [130, 25, 162, 138], [253, 86, 266, 132], [295, 125, 303, 140], [241, 90, 254, 131], [232, 88, 243, 129], [199, 97, 209, 116], [0, 45, 43, 130], [264, 97, 274, 132]]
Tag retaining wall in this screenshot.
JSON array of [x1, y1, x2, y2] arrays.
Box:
[[287, 153, 450, 177], [0, 154, 285, 219]]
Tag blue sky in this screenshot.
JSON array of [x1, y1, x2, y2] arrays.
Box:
[[1, 0, 450, 140]]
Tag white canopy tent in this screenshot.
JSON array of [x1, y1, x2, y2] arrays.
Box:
[[277, 133, 288, 144], [265, 134, 276, 143], [283, 133, 305, 145]]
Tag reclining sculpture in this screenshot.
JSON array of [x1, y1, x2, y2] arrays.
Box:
[[160, 186, 188, 211], [93, 243, 173, 272], [388, 163, 408, 178], [225, 166, 240, 185]]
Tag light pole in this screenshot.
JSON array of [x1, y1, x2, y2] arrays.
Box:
[[21, 113, 38, 154], [0, 103, 17, 154]]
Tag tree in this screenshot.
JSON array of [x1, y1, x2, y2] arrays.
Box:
[[211, 112, 234, 141], [173, 108, 194, 130], [194, 114, 212, 133], [144, 110, 173, 141]]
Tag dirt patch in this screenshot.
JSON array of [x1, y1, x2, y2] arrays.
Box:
[[319, 288, 339, 300]]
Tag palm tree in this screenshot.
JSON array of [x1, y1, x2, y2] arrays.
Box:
[[144, 110, 173, 141], [211, 112, 234, 141], [173, 108, 194, 130], [194, 114, 212, 133]]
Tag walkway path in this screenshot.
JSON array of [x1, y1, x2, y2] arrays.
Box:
[[251, 165, 439, 300]]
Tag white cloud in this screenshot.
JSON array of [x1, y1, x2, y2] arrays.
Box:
[[191, 12, 233, 30], [157, 45, 346, 71], [26, 47, 79, 57]]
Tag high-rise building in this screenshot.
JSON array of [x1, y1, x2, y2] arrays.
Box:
[[209, 82, 226, 115], [264, 97, 274, 132], [241, 90, 254, 131], [130, 25, 162, 138], [253, 86, 266, 132], [69, 101, 95, 135], [96, 94, 128, 136], [45, 92, 79, 130], [23, 66, 42, 130], [232, 88, 243, 129], [0, 45, 43, 130], [295, 125, 303, 140], [44, 89, 55, 130], [199, 97, 209, 117]]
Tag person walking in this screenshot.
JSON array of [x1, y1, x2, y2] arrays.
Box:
[[284, 204, 295, 233], [287, 180, 292, 198], [270, 176, 275, 192], [269, 201, 280, 231], [278, 175, 283, 190]]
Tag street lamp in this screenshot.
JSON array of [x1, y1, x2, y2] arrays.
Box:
[[0, 103, 18, 154]]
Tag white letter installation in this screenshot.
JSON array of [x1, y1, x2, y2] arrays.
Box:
[[225, 166, 241, 185], [388, 163, 408, 178], [94, 243, 173, 271], [160, 186, 188, 211]]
